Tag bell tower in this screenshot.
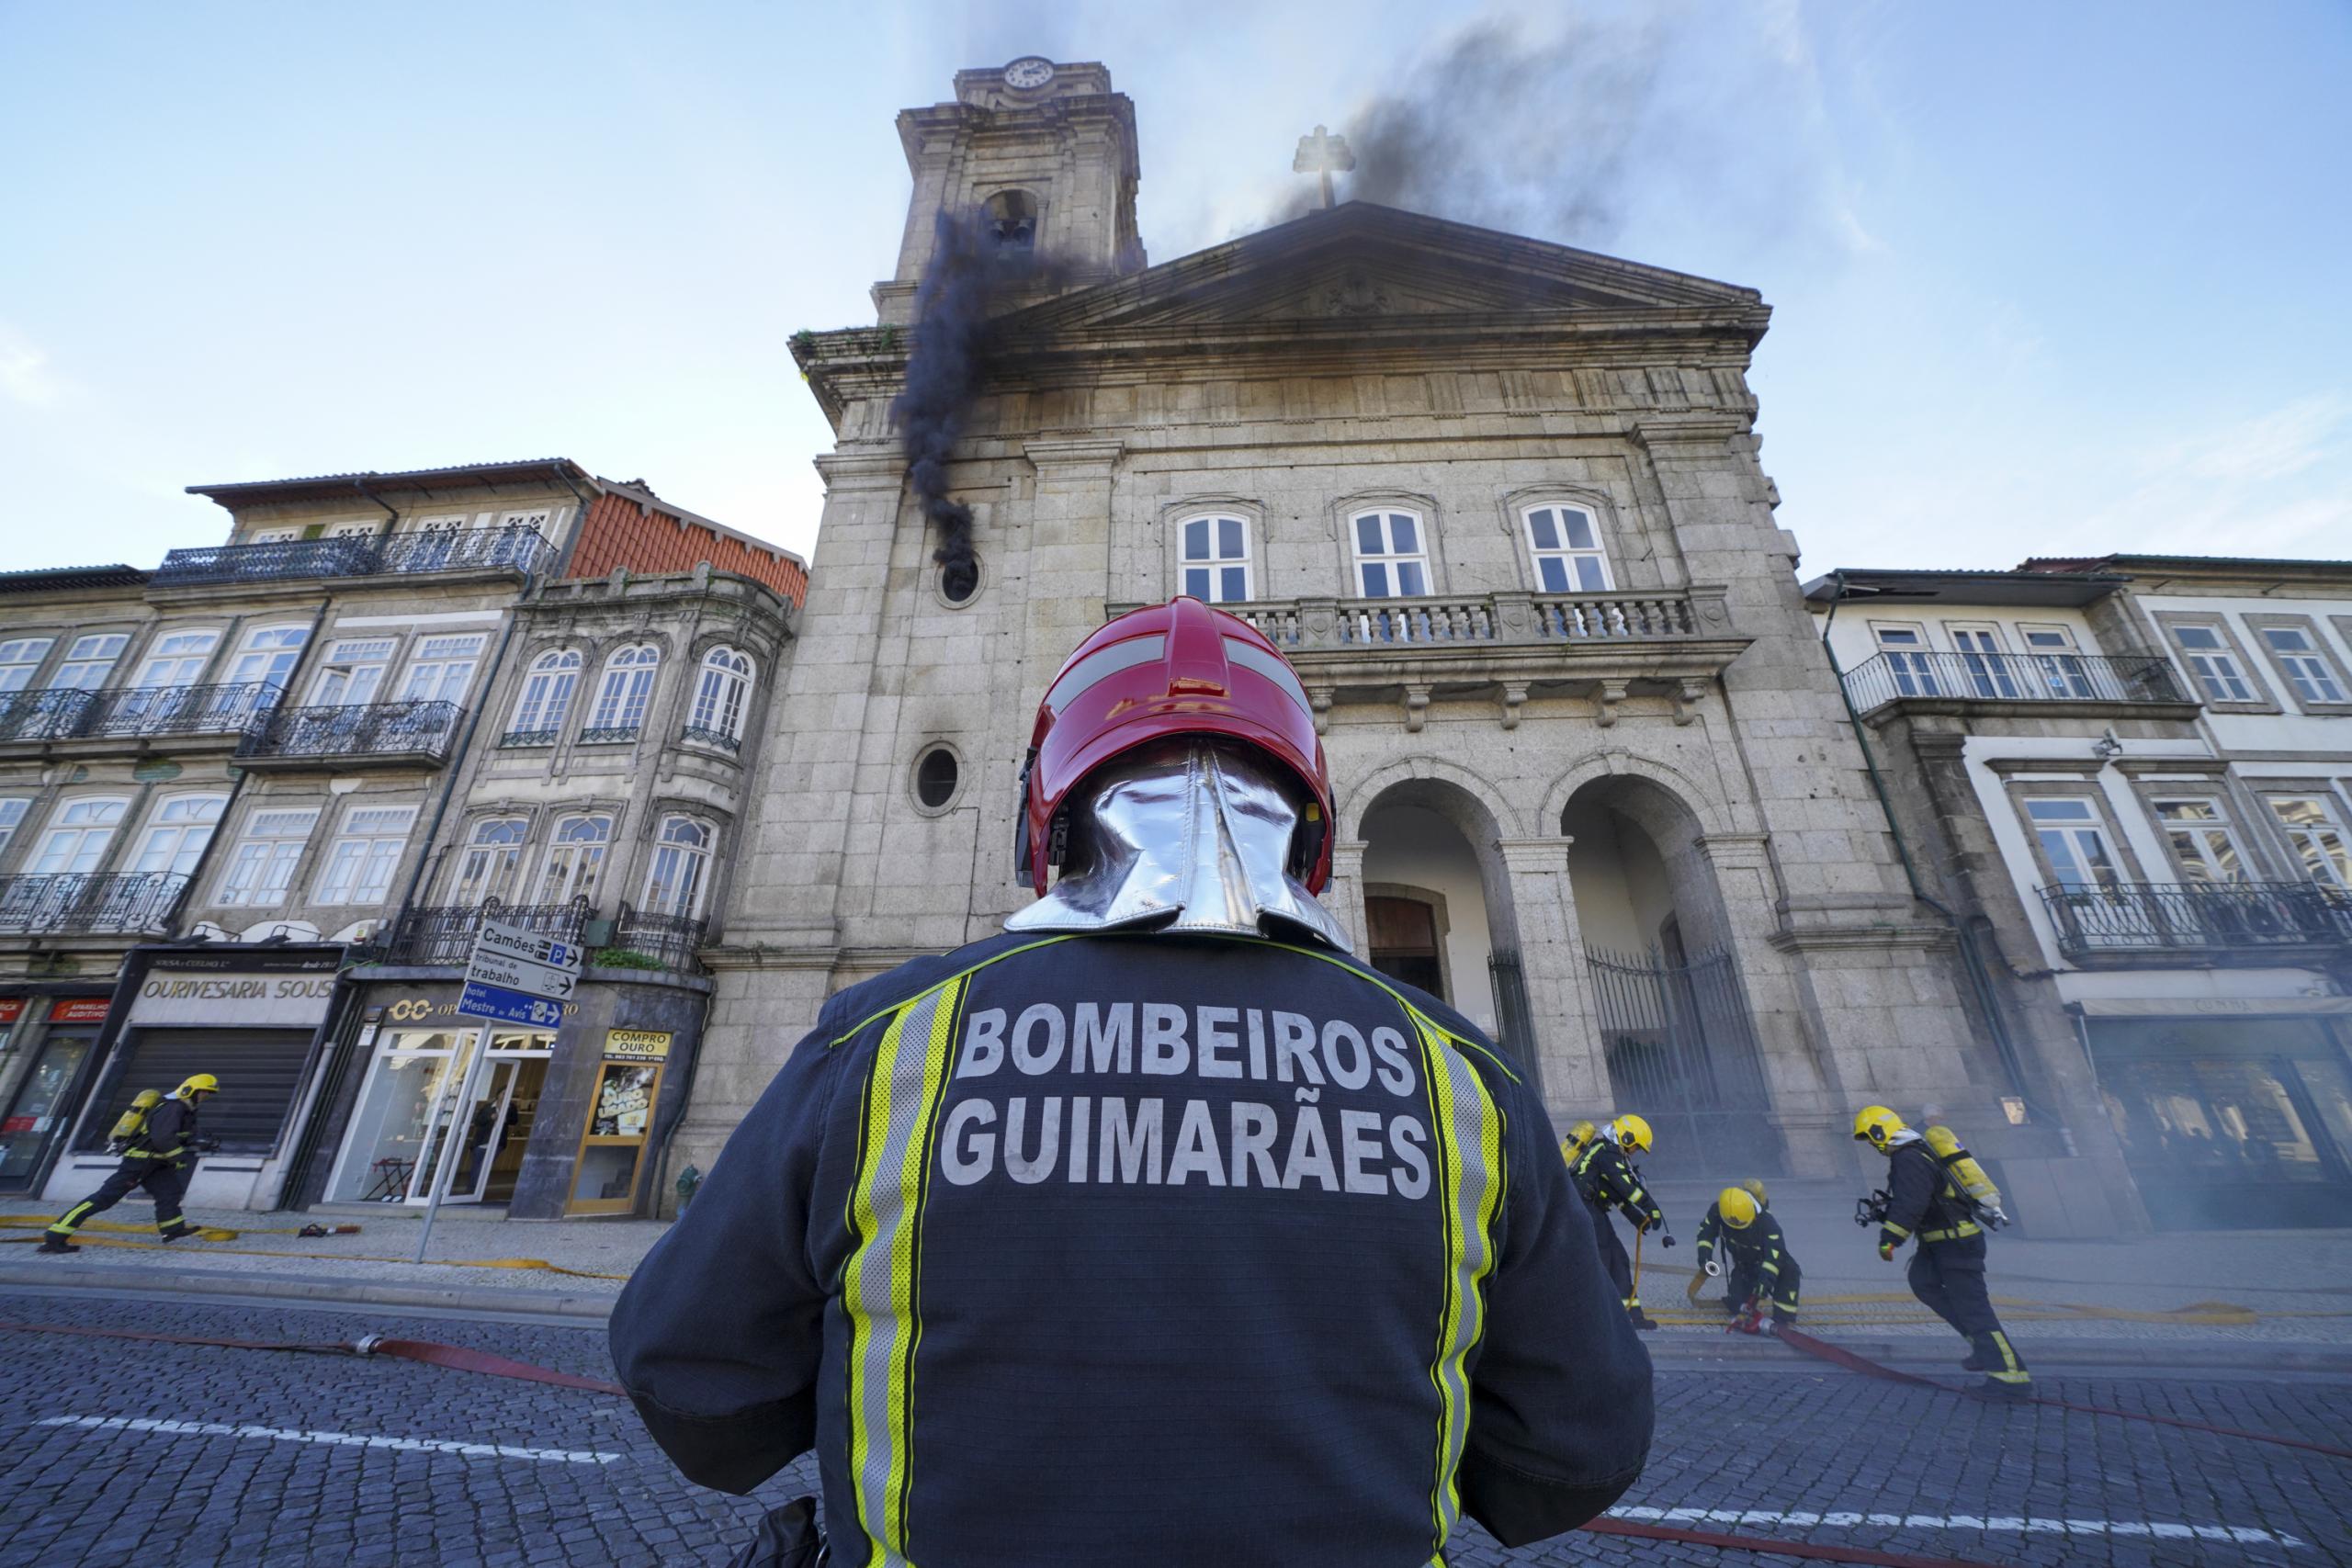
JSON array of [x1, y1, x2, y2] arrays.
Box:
[[876, 58, 1146, 324]]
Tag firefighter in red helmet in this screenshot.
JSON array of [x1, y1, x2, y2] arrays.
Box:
[[615, 597, 1652, 1568]]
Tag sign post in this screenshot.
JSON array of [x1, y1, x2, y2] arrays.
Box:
[[413, 921, 583, 1263]]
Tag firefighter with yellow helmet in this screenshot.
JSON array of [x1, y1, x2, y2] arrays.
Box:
[[1854, 1104, 2030, 1393], [1693, 1181, 1800, 1331], [1567, 1113, 1670, 1329], [40, 1075, 220, 1253]]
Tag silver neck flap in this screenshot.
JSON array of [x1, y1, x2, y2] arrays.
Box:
[[1005, 740, 1349, 950]]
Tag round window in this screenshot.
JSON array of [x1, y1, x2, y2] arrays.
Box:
[[939, 556, 981, 605], [914, 746, 960, 809]]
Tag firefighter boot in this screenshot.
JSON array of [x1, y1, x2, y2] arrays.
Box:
[[158, 1223, 198, 1243], [1962, 1345, 1996, 1371], [1626, 1303, 1658, 1332], [37, 1235, 78, 1254]]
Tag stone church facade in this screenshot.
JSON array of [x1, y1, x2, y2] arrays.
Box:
[[689, 60, 2030, 1202]]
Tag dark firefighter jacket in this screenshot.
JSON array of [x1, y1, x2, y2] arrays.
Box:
[[124, 1097, 198, 1164], [1878, 1136, 1977, 1249], [1568, 1139, 1663, 1232], [1693, 1206, 1793, 1286], [611, 929, 1654, 1567]]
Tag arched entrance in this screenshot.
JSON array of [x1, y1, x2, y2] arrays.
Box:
[[1563, 775, 1782, 1173], [1355, 779, 1538, 1087]]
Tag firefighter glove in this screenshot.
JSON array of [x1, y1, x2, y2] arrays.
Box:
[[1878, 1241, 1896, 1262]]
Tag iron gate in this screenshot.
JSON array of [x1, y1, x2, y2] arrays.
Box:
[[1586, 943, 1784, 1174]]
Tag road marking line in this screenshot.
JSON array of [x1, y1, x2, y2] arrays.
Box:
[[35, 1415, 618, 1465], [1609, 1507, 2301, 1548]]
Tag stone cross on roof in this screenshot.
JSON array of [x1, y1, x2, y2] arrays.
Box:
[[1292, 124, 1355, 210]]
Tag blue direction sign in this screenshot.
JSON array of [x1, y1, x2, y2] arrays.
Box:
[[457, 980, 568, 1029]]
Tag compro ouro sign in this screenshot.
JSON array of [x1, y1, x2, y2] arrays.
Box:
[[130, 968, 339, 1030]]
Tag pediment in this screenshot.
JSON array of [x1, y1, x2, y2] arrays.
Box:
[[997, 203, 1764, 337]]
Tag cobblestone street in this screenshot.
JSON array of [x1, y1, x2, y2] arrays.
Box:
[[0, 1290, 2345, 1567]]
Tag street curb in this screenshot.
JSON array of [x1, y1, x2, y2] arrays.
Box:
[[1642, 1332, 2352, 1373], [0, 1260, 615, 1322]]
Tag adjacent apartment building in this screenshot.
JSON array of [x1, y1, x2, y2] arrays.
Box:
[[1813, 555, 2352, 1231], [0, 459, 803, 1223]]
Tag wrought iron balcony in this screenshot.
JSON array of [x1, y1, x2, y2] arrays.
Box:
[[0, 873, 189, 937], [0, 682, 285, 745], [0, 688, 95, 742], [153, 525, 548, 588], [376, 896, 594, 968], [498, 728, 561, 748], [680, 724, 741, 753], [577, 725, 640, 745], [2039, 881, 2352, 961], [1844, 651, 2188, 715], [234, 699, 462, 768], [610, 904, 708, 972]]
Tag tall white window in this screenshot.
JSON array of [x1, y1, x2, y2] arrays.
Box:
[[535, 814, 612, 904], [2020, 625, 2093, 698], [0, 638, 54, 694], [509, 650, 581, 739], [1523, 505, 1611, 592], [2173, 625, 2255, 703], [1351, 512, 1430, 598], [1946, 626, 2021, 698], [2258, 626, 2346, 705], [588, 647, 660, 734], [689, 649, 754, 743], [314, 804, 419, 905], [2154, 799, 2245, 885], [216, 808, 319, 906], [308, 638, 395, 706], [53, 634, 128, 691], [0, 798, 28, 859], [225, 625, 311, 694], [30, 798, 126, 875], [127, 795, 226, 879], [1871, 625, 1942, 697], [132, 629, 219, 688], [641, 817, 714, 918], [1179, 516, 1250, 604], [451, 818, 527, 907], [400, 634, 486, 705], [2026, 798, 2122, 890], [2269, 797, 2352, 889]]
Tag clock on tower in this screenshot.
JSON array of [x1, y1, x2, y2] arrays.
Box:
[[1003, 56, 1055, 90]]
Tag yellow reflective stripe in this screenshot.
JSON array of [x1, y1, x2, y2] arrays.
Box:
[[48, 1202, 96, 1235], [1882, 1222, 1912, 1241], [841, 974, 968, 1568], [1919, 1223, 1981, 1243], [829, 938, 1080, 1048], [1412, 1014, 1504, 1556]]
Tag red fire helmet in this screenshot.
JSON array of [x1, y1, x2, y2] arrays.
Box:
[[1017, 597, 1334, 895]]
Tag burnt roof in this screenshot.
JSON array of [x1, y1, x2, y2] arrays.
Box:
[[187, 458, 594, 505], [1804, 566, 2128, 610], [0, 563, 149, 595]]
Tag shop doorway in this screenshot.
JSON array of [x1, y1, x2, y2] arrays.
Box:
[[0, 1028, 96, 1193], [327, 1025, 551, 1205], [568, 1058, 663, 1215]]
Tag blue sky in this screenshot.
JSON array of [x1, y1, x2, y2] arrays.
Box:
[[3, 1, 2346, 575]]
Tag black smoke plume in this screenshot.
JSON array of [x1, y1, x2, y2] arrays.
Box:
[[892, 210, 1059, 601]]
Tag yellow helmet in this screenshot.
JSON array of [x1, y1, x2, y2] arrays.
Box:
[[176, 1074, 220, 1098], [1853, 1104, 1906, 1150], [1743, 1179, 1770, 1210], [1608, 1113, 1653, 1153], [1717, 1187, 1758, 1228]]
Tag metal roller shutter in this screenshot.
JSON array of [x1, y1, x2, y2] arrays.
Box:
[[76, 1029, 315, 1155]]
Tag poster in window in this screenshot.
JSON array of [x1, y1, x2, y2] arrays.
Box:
[[592, 1064, 657, 1139]]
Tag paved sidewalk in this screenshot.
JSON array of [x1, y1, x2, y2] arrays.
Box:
[[6, 1195, 2349, 1351]]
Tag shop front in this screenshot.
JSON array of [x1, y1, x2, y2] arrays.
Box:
[[42, 949, 345, 1211], [2088, 1009, 2352, 1230], [0, 996, 115, 1196], [313, 975, 704, 1220]]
